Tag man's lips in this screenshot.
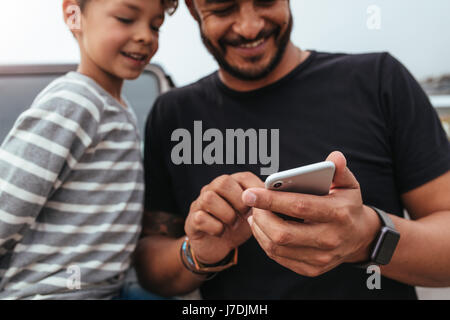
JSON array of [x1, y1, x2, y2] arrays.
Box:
[[221, 27, 278, 57], [227, 37, 270, 57], [236, 38, 266, 49], [222, 25, 277, 47]]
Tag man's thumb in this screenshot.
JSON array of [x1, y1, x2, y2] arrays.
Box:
[[326, 151, 360, 190]]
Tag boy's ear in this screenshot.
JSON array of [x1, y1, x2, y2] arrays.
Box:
[[185, 0, 200, 22], [63, 0, 82, 33]]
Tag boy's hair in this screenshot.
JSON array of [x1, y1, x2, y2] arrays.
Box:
[[77, 0, 178, 15]]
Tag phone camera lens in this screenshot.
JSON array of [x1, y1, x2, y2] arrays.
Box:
[[273, 182, 283, 188]]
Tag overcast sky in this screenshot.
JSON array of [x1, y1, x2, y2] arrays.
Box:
[[1, 0, 449, 87]]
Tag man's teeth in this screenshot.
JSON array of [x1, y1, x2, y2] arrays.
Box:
[[239, 38, 265, 49]]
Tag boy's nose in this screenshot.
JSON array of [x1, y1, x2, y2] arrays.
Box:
[[232, 3, 265, 40], [134, 27, 155, 45]]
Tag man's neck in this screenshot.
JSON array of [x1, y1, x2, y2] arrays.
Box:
[[218, 42, 310, 92]]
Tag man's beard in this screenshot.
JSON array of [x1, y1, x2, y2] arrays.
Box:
[[200, 15, 293, 81]]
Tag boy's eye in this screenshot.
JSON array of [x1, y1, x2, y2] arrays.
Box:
[[116, 17, 134, 24]]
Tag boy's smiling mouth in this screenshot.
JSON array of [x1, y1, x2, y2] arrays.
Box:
[[120, 51, 149, 62]]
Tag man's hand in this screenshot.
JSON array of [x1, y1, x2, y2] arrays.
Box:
[[185, 172, 264, 264], [242, 151, 381, 277]]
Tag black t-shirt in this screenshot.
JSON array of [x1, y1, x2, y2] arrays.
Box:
[[144, 51, 450, 299]]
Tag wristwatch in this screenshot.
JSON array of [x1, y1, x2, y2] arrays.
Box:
[[355, 206, 400, 268]]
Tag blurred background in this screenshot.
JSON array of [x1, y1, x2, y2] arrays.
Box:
[[1, 0, 450, 86], [1, 0, 448, 137], [0, 0, 449, 299]]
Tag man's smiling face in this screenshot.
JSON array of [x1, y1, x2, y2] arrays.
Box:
[[189, 0, 293, 81]]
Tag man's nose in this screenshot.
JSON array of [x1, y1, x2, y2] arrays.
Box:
[[232, 3, 264, 40]]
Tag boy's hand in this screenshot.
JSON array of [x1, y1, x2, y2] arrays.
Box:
[[185, 172, 264, 264]]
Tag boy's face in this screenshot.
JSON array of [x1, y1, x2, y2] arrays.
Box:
[[75, 0, 165, 80]]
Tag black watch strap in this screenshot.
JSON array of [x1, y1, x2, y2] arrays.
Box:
[[370, 206, 396, 230], [353, 205, 400, 268]]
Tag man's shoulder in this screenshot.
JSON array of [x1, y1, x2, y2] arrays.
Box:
[[147, 73, 218, 128], [315, 50, 389, 62], [314, 50, 388, 66], [156, 72, 217, 107], [313, 50, 399, 73]]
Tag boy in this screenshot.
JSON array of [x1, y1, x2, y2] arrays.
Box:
[[0, 0, 177, 299]]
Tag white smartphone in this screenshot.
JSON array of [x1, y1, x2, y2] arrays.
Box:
[[264, 161, 336, 222], [265, 161, 336, 195]]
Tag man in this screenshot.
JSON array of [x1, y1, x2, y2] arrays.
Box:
[[135, 0, 450, 299]]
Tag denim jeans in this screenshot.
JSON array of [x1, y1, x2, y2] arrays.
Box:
[[115, 281, 175, 300]]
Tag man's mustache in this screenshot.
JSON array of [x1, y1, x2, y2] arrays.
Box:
[[219, 26, 280, 48]]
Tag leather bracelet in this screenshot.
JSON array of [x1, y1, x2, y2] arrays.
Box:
[[180, 237, 238, 279], [180, 240, 217, 280]]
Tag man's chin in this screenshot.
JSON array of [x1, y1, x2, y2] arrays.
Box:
[[219, 55, 281, 81], [219, 38, 290, 81], [223, 65, 274, 81], [202, 32, 290, 81]]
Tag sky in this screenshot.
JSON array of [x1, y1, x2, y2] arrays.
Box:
[[0, 0, 449, 87]]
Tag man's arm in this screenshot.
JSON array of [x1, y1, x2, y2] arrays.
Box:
[[135, 172, 264, 297], [379, 170, 450, 286], [134, 210, 205, 297], [371, 52, 450, 286]]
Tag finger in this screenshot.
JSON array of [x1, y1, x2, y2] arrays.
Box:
[[242, 188, 336, 223], [249, 215, 326, 276], [268, 252, 336, 278], [198, 190, 239, 226], [251, 208, 326, 248], [248, 214, 276, 258], [325, 151, 360, 190], [231, 171, 265, 190], [210, 175, 249, 215], [185, 210, 224, 239], [250, 213, 339, 266]]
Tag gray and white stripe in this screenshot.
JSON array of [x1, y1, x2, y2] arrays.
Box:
[[0, 71, 144, 299]]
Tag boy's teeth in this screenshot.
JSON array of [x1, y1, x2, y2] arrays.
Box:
[[124, 52, 145, 60], [240, 38, 265, 49]]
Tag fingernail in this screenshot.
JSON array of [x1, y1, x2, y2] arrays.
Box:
[[247, 215, 253, 227], [243, 190, 257, 206]]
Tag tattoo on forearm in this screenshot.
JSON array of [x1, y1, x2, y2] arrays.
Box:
[[142, 210, 185, 238]]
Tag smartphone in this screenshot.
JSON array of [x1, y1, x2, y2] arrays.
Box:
[[264, 161, 336, 222]]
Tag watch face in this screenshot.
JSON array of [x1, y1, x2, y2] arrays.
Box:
[[372, 227, 400, 265]]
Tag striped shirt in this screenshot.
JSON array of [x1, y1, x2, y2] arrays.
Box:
[[0, 72, 144, 299]]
